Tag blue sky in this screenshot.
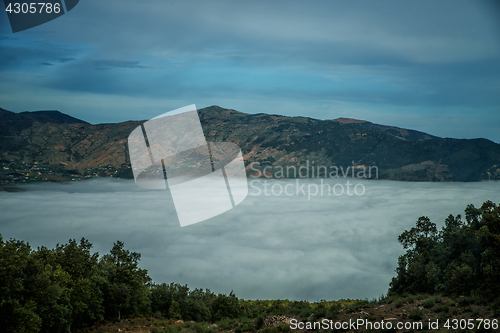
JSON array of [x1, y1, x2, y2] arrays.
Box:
[[1, 0, 499, 142]]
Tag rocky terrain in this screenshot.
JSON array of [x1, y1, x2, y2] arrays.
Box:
[[77, 294, 499, 333]]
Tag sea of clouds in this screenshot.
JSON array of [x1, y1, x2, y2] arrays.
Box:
[[0, 178, 499, 301]]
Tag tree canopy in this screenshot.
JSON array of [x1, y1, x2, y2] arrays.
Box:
[[0, 237, 245, 332], [390, 201, 500, 299]]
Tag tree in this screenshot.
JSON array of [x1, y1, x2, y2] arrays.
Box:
[[398, 216, 437, 251], [100, 241, 151, 319], [0, 236, 151, 332], [211, 291, 240, 322], [0, 237, 42, 333], [50, 238, 104, 330]]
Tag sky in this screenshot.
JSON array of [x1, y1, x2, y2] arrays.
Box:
[[0, 0, 500, 142], [1, 178, 499, 301]]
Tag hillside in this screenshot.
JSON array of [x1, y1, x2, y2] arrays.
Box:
[[198, 106, 500, 181], [1, 105, 499, 184]]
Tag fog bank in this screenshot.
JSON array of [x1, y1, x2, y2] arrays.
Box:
[[1, 178, 498, 301]]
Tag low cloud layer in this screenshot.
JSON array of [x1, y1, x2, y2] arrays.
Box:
[[1, 178, 499, 301]]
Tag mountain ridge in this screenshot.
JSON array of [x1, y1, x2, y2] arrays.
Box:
[[332, 117, 440, 141], [1, 105, 499, 183]]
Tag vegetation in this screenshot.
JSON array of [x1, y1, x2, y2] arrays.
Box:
[[0, 238, 151, 332], [389, 200, 500, 300], [0, 234, 361, 332], [1, 200, 499, 332]]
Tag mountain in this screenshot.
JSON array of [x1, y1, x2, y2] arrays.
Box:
[[18, 110, 89, 125], [198, 106, 500, 181], [1, 106, 499, 184], [0, 107, 88, 135]]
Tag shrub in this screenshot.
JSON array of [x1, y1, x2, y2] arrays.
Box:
[[422, 299, 435, 308], [278, 323, 291, 332], [458, 297, 472, 307], [193, 323, 205, 333], [255, 316, 264, 330], [471, 310, 482, 318], [326, 305, 338, 320], [405, 295, 416, 303], [261, 327, 278, 333], [216, 318, 237, 330], [408, 308, 423, 320], [433, 305, 449, 313], [300, 308, 312, 321], [395, 299, 404, 308], [492, 298, 500, 316], [384, 295, 396, 304]]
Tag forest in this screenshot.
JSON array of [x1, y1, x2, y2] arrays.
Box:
[[1, 200, 499, 332]]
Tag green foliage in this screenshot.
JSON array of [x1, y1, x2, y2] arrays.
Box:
[[457, 296, 474, 307], [0, 238, 43, 333], [6, 201, 497, 333], [408, 308, 423, 320], [394, 298, 404, 308], [235, 319, 254, 333], [216, 318, 238, 330], [492, 297, 500, 316], [100, 241, 151, 319], [0, 236, 150, 332], [255, 316, 264, 329], [389, 201, 500, 299], [404, 294, 416, 303], [150, 283, 215, 322], [151, 327, 183, 333], [260, 324, 291, 333], [421, 299, 435, 308], [211, 291, 240, 322], [433, 305, 449, 313]]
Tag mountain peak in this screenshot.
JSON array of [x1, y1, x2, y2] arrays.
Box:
[[19, 110, 89, 124]]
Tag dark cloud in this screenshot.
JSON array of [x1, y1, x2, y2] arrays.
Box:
[[56, 0, 499, 65], [0, 178, 498, 300], [0, 41, 80, 72], [0, 0, 499, 142]]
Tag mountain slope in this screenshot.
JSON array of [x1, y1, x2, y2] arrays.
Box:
[[0, 106, 499, 183], [198, 106, 500, 181]]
